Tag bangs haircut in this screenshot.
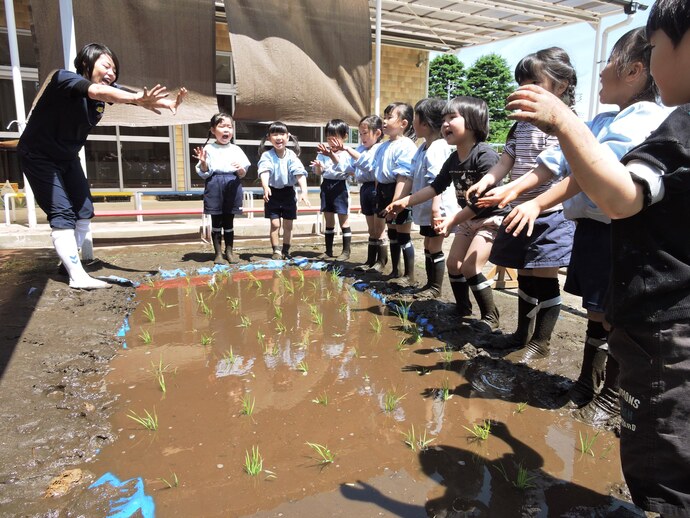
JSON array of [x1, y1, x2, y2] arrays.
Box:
[[646, 0, 690, 47], [74, 43, 120, 82], [267, 121, 289, 135], [325, 119, 349, 138], [442, 96, 490, 142], [384, 102, 415, 139], [259, 121, 300, 156], [414, 98, 446, 132], [359, 115, 383, 142], [210, 112, 233, 127], [515, 47, 577, 107]]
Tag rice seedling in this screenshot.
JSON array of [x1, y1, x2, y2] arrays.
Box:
[[127, 408, 158, 431], [396, 337, 409, 351], [257, 330, 266, 344], [329, 266, 343, 283], [402, 425, 435, 452], [439, 344, 453, 364], [514, 463, 537, 490], [208, 279, 219, 295], [312, 311, 324, 327], [200, 332, 215, 346], [151, 357, 171, 395], [297, 360, 309, 375], [160, 472, 179, 489], [395, 302, 413, 330], [324, 289, 332, 301], [143, 303, 155, 323], [223, 347, 237, 365], [306, 442, 335, 465], [370, 315, 383, 334], [243, 446, 263, 476], [139, 329, 152, 345], [238, 315, 252, 328], [600, 443, 614, 460], [265, 342, 279, 356], [309, 280, 319, 292], [280, 275, 295, 295], [227, 297, 240, 312], [275, 321, 287, 334], [240, 394, 255, 416], [273, 305, 283, 320], [347, 287, 359, 303], [311, 392, 329, 406], [143, 277, 155, 288], [383, 390, 405, 413], [196, 293, 211, 317], [338, 302, 349, 314], [463, 420, 492, 441], [295, 268, 305, 285], [440, 378, 452, 401], [155, 287, 165, 301], [578, 430, 599, 457], [297, 330, 311, 350], [514, 402, 528, 414]]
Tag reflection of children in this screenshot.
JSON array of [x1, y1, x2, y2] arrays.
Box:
[[386, 97, 501, 323], [194, 113, 250, 264], [374, 102, 417, 281], [506, 1, 690, 513], [18, 43, 186, 289], [311, 119, 353, 261], [331, 115, 383, 271], [467, 48, 578, 362], [406, 98, 454, 296], [257, 122, 310, 260]]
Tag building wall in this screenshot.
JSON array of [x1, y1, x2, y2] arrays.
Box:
[[372, 45, 428, 111], [0, 0, 31, 29]]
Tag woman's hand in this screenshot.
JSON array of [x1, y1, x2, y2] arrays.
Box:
[[502, 199, 540, 237], [507, 85, 574, 135], [137, 85, 188, 115]]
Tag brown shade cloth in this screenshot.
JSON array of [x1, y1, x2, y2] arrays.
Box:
[[224, 0, 371, 126], [29, 0, 217, 126]]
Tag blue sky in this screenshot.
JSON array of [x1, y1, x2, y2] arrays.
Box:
[[436, 2, 654, 119]]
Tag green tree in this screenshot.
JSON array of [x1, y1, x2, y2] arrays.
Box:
[[428, 54, 468, 100], [466, 53, 515, 143]]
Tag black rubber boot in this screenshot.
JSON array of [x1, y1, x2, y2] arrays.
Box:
[[448, 273, 472, 317], [387, 229, 401, 278], [223, 229, 237, 264], [212, 231, 225, 264], [507, 299, 560, 362], [417, 252, 444, 298], [281, 243, 292, 260], [390, 234, 414, 287], [336, 227, 351, 261], [416, 251, 432, 292], [567, 336, 608, 409], [468, 273, 500, 333], [574, 356, 620, 426], [319, 228, 335, 259], [368, 240, 389, 273], [355, 239, 377, 271], [487, 281, 537, 349]]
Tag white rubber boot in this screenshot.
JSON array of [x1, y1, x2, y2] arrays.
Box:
[[52, 229, 110, 289]]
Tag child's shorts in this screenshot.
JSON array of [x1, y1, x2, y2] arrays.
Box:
[[203, 173, 243, 215], [320, 178, 350, 214], [375, 181, 412, 224], [265, 186, 297, 220], [489, 209, 574, 269], [419, 225, 439, 238], [610, 322, 690, 516], [454, 215, 503, 241], [359, 182, 376, 216], [564, 219, 611, 313]]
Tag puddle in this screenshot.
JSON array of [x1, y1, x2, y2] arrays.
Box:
[[80, 268, 639, 517]]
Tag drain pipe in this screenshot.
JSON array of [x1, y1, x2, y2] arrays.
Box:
[[588, 13, 636, 119], [4, 0, 37, 229]]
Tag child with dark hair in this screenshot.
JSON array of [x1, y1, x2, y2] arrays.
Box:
[[506, 1, 690, 513], [18, 42, 186, 289], [466, 47, 578, 360], [386, 97, 502, 322], [193, 113, 250, 264], [330, 115, 384, 270], [258, 122, 310, 260], [372, 102, 417, 279], [311, 119, 353, 260]]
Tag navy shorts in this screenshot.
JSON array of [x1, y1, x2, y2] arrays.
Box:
[[419, 225, 439, 238], [610, 323, 690, 515], [376, 181, 412, 224], [320, 178, 350, 214], [489, 209, 574, 269], [265, 186, 297, 220], [203, 173, 243, 215], [564, 219, 611, 312], [359, 182, 376, 216], [19, 149, 93, 229]]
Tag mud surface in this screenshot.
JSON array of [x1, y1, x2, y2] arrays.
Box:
[[0, 240, 644, 517]]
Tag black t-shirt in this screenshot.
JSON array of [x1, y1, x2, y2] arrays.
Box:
[[19, 70, 105, 161], [430, 142, 506, 219]]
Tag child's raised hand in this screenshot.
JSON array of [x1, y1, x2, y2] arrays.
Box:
[[328, 137, 344, 153], [506, 85, 574, 135], [263, 187, 272, 203], [310, 160, 323, 175], [193, 146, 207, 164], [316, 143, 334, 158], [502, 199, 540, 237]]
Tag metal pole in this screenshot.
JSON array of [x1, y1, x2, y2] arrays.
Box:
[[4, 0, 37, 228], [374, 0, 382, 116]]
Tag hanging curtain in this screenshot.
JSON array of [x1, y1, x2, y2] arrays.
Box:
[[224, 0, 371, 125], [29, 0, 217, 126]]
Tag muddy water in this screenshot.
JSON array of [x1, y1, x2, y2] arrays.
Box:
[[82, 269, 634, 517]]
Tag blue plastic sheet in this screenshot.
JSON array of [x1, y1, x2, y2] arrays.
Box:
[[157, 268, 187, 279], [89, 472, 155, 518]]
